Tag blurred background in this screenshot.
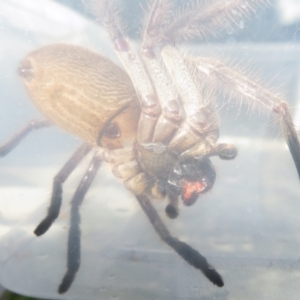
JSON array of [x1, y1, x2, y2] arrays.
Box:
[[54, 0, 300, 41]]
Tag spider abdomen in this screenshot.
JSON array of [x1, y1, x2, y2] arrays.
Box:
[[18, 44, 140, 149]]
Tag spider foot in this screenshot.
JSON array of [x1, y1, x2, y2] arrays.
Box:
[[34, 217, 54, 236], [165, 237, 224, 287], [58, 272, 75, 294]]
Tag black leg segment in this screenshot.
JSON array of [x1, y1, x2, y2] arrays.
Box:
[[136, 194, 224, 287], [58, 154, 102, 294], [34, 144, 92, 236], [0, 119, 51, 157], [275, 102, 300, 179]]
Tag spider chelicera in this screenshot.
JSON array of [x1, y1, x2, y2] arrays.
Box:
[[1, 0, 300, 294]]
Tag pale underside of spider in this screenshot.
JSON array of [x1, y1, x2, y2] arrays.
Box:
[[1, 0, 300, 295]]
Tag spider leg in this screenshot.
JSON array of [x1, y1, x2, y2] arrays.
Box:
[[58, 153, 101, 294], [140, 49, 182, 144], [34, 143, 92, 236], [274, 102, 300, 177], [207, 143, 238, 160], [136, 194, 224, 287], [140, 0, 183, 144], [183, 142, 238, 160], [142, 0, 174, 51], [189, 57, 300, 178], [163, 0, 268, 42], [104, 149, 141, 180], [102, 147, 135, 165], [0, 119, 51, 157], [95, 0, 161, 144], [145, 0, 266, 46], [112, 160, 140, 180], [142, 1, 254, 153], [158, 45, 220, 156]]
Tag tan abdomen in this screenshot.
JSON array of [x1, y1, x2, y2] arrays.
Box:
[[18, 44, 140, 149]]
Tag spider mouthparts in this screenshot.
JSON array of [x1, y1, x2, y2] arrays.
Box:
[[181, 181, 207, 206]]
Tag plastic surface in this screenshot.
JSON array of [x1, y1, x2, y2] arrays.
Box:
[[1, 1, 300, 299]]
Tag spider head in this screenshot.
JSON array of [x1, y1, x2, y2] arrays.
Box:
[[167, 157, 216, 206]]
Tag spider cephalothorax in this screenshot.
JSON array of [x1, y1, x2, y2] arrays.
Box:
[[137, 143, 217, 209], [1, 0, 300, 295]]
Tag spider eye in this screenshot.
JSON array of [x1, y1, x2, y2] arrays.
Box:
[[167, 157, 216, 206]]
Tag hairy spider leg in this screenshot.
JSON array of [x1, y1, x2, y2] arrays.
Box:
[[148, 0, 300, 174], [141, 0, 237, 158], [140, 0, 269, 156], [136, 194, 224, 287], [275, 102, 300, 178], [189, 57, 300, 178], [160, 0, 266, 45], [96, 0, 161, 144], [146, 0, 299, 171], [141, 1, 182, 145], [0, 119, 51, 157], [58, 153, 102, 294], [143, 2, 237, 151], [34, 143, 92, 236]]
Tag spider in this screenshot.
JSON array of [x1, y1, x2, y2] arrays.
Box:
[[1, 0, 300, 295]]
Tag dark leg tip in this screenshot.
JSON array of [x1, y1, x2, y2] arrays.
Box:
[[204, 267, 224, 287], [165, 204, 178, 219], [166, 238, 224, 287], [58, 283, 68, 294], [34, 227, 44, 236], [58, 273, 75, 294], [34, 220, 51, 236]]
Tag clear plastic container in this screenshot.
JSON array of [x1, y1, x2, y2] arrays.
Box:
[[0, 0, 300, 299]]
